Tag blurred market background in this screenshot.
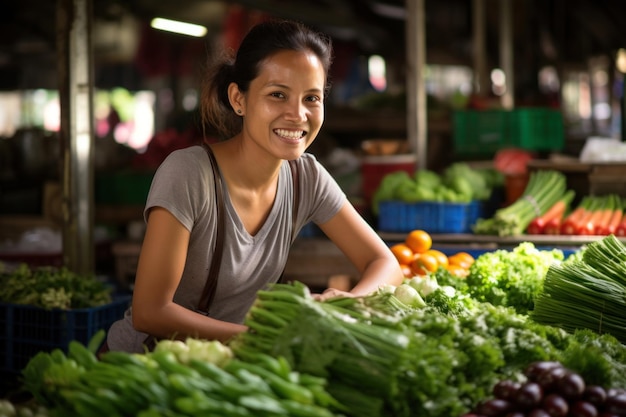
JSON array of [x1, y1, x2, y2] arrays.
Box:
[[2, 0, 626, 294]]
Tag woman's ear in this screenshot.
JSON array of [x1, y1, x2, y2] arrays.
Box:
[[227, 82, 245, 116]]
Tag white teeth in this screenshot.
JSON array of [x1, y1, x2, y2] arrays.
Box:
[[275, 129, 304, 139]]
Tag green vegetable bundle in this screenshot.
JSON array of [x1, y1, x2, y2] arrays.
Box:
[[532, 234, 626, 344], [22, 332, 342, 417], [371, 163, 501, 215], [473, 170, 568, 236], [229, 281, 626, 417], [0, 264, 111, 309], [18, 281, 626, 417]]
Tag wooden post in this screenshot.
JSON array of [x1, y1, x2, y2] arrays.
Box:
[[57, 0, 95, 275], [405, 0, 427, 170]]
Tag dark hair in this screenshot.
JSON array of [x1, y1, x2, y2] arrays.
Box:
[[200, 19, 334, 139]]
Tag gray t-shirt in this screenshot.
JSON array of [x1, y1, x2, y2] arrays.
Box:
[[107, 145, 346, 352]]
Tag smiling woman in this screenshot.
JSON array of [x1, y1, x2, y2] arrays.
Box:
[[104, 19, 403, 354]]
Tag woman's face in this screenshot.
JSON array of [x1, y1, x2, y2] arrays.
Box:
[[233, 49, 326, 161]]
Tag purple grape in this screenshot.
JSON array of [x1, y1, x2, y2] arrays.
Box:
[[604, 393, 626, 415], [607, 388, 626, 398], [515, 382, 544, 409], [494, 380, 522, 401], [542, 393, 569, 417], [569, 401, 598, 417], [583, 386, 607, 407], [527, 409, 552, 417], [476, 399, 513, 417], [524, 361, 563, 382], [556, 371, 585, 400], [536, 366, 568, 393]]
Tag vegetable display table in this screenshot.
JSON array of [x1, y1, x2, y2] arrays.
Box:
[[379, 232, 625, 255]]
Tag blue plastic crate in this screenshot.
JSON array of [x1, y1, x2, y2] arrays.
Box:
[[378, 201, 471, 234], [465, 200, 484, 232], [0, 295, 131, 375]]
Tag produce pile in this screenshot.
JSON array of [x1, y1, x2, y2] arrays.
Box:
[[473, 170, 568, 236], [528, 194, 626, 236], [465, 361, 626, 417], [0, 264, 112, 309], [532, 234, 626, 343], [6, 235, 626, 417], [19, 336, 340, 417], [12, 281, 626, 417], [390, 228, 565, 315], [371, 162, 503, 215], [390, 229, 475, 280]]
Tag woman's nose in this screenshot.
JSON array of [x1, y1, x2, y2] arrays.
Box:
[[284, 101, 307, 121]]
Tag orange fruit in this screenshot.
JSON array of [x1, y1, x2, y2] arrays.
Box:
[[405, 229, 432, 254], [410, 252, 438, 276], [446, 264, 469, 278], [425, 249, 448, 269], [390, 243, 415, 265], [448, 252, 475, 269]]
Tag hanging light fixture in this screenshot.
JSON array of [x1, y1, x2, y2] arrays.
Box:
[[150, 17, 207, 37]]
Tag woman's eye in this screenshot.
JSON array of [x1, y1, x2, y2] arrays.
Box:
[[306, 95, 321, 103], [270, 92, 285, 99]]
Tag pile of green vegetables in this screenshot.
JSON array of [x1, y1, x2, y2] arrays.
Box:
[[0, 263, 112, 309], [371, 162, 503, 215], [473, 169, 568, 236], [13, 236, 626, 417], [15, 280, 626, 417], [21, 334, 342, 417], [229, 282, 626, 417], [532, 234, 626, 344], [462, 242, 565, 314]]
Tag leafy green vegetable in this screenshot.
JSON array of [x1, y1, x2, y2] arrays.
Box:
[[532, 234, 626, 345], [371, 163, 499, 213], [0, 263, 112, 309], [473, 170, 568, 236], [442, 162, 492, 201], [465, 242, 564, 314]]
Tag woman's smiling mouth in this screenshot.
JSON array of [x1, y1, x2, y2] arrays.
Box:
[[274, 128, 306, 139]]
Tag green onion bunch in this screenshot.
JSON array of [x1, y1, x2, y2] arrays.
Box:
[[473, 170, 568, 236], [532, 234, 626, 344]]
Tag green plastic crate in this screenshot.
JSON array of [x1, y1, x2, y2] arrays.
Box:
[[453, 110, 513, 155], [510, 108, 564, 151], [453, 108, 564, 155]]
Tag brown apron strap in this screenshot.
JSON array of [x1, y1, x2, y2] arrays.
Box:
[[198, 144, 225, 313], [197, 145, 300, 307], [289, 159, 299, 242], [278, 159, 300, 284]]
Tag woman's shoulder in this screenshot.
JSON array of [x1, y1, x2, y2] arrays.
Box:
[[295, 152, 322, 172], [157, 145, 208, 171]]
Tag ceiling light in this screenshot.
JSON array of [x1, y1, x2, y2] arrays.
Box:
[[150, 17, 207, 37]]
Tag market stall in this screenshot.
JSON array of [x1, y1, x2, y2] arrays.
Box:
[[2, 232, 626, 416]]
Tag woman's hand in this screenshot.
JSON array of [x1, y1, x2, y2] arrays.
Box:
[[312, 287, 356, 302]]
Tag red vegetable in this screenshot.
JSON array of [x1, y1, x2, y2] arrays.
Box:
[[543, 217, 562, 235], [561, 197, 592, 235], [526, 190, 574, 235], [578, 203, 604, 235], [615, 215, 626, 237], [605, 209, 623, 235], [595, 195, 622, 235]]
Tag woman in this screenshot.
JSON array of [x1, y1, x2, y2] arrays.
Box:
[[106, 19, 403, 353]]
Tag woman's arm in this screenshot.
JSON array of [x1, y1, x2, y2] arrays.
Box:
[[317, 202, 404, 300], [131, 207, 247, 342]]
